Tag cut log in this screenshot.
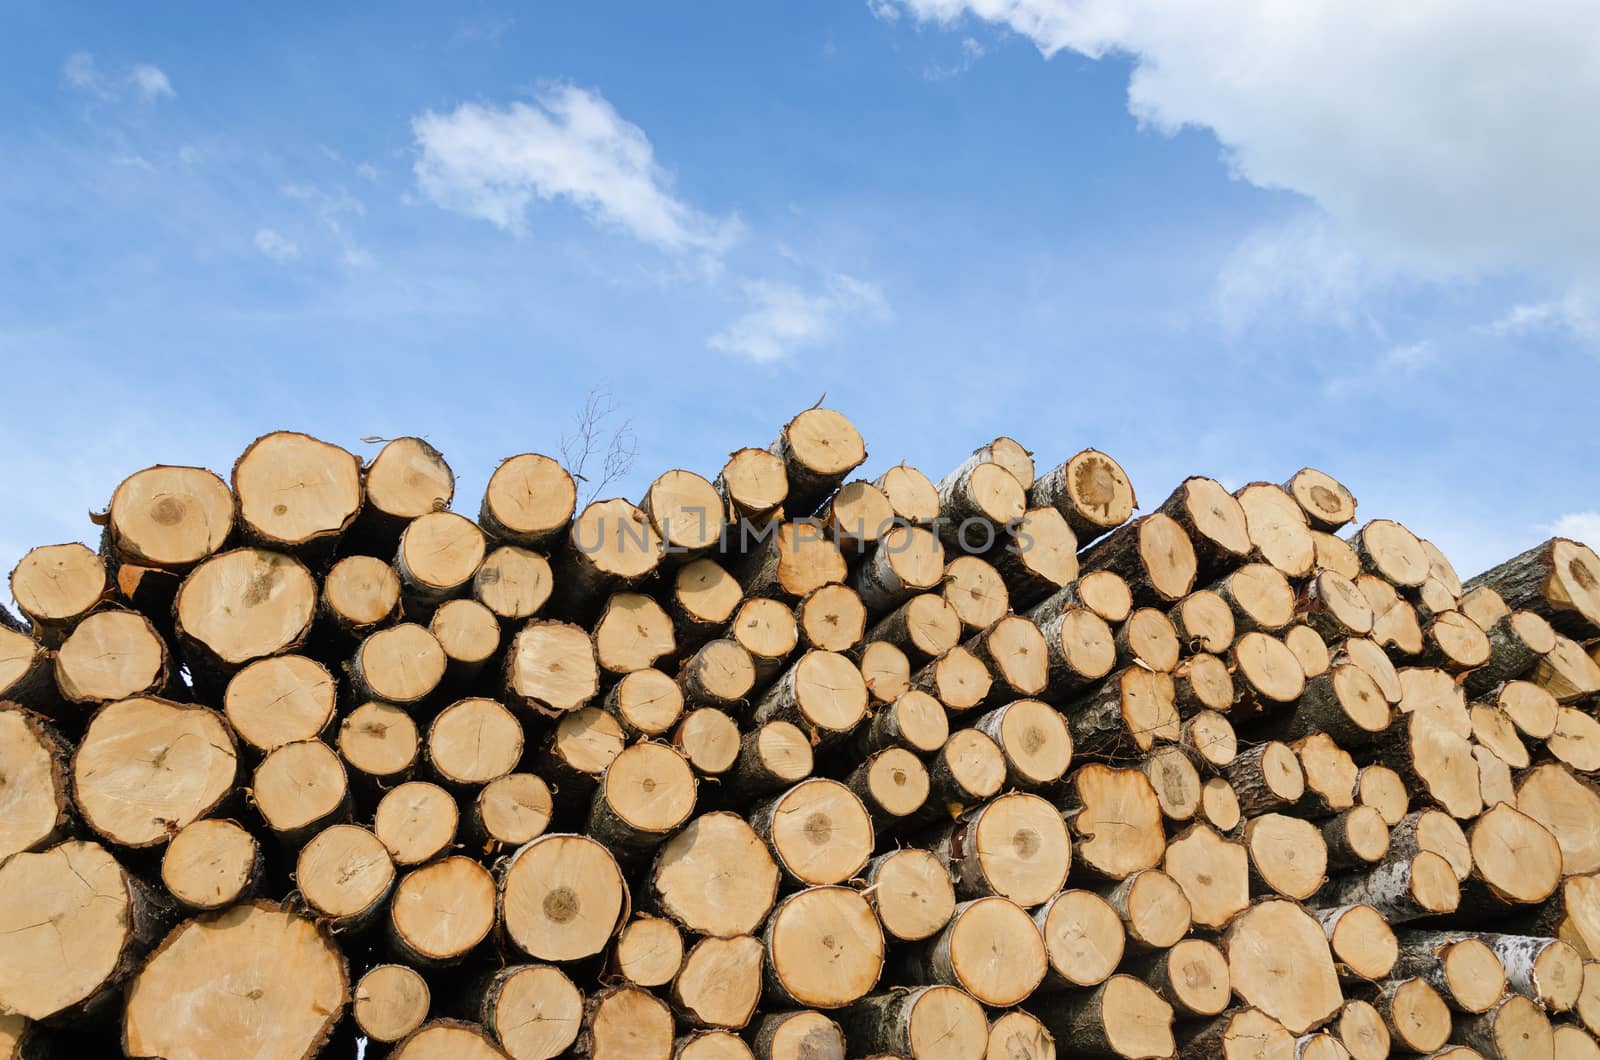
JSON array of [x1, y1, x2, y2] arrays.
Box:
[[296, 823, 394, 931], [1030, 449, 1136, 543], [717, 448, 788, 524], [0, 627, 57, 710], [860, 641, 911, 706], [1176, 1007, 1295, 1060], [1037, 605, 1117, 695], [1272, 664, 1389, 747], [648, 812, 779, 937], [1163, 824, 1250, 931], [1201, 777, 1244, 834], [576, 987, 674, 1060], [863, 848, 956, 945], [72, 695, 237, 848], [469, 772, 553, 850], [795, 584, 867, 653], [338, 700, 419, 793], [750, 1011, 845, 1060], [669, 559, 743, 649], [1115, 607, 1182, 673], [1317, 849, 1460, 922], [1223, 899, 1344, 1034], [853, 690, 949, 758], [764, 886, 885, 1008], [0, 706, 72, 862], [1354, 764, 1409, 826], [1231, 631, 1307, 715], [1549, 707, 1600, 773], [396, 510, 486, 612], [1336, 636, 1403, 705], [374, 780, 458, 866], [1320, 806, 1391, 871], [990, 507, 1078, 608], [1292, 732, 1358, 815], [1235, 482, 1315, 579], [1078, 513, 1197, 606], [934, 791, 1071, 907], [217, 655, 333, 759], [122, 903, 347, 1059], [1131, 937, 1232, 1018], [673, 934, 764, 1029], [1297, 571, 1375, 641], [1467, 802, 1562, 908], [470, 964, 583, 1060], [500, 834, 628, 963], [1101, 869, 1192, 950], [1451, 993, 1554, 1060], [875, 464, 940, 527], [752, 650, 868, 744], [1516, 765, 1600, 877], [1532, 634, 1600, 703], [1212, 563, 1296, 634], [1464, 538, 1600, 641], [160, 818, 261, 912], [353, 964, 431, 1045], [1035, 974, 1174, 1060], [730, 597, 799, 682], [1315, 530, 1362, 580], [731, 721, 815, 797], [1313, 904, 1398, 981], [868, 593, 961, 664], [53, 608, 168, 707], [1142, 744, 1202, 823], [1374, 977, 1451, 1053], [252, 738, 349, 847], [1554, 1026, 1600, 1060], [1284, 468, 1357, 532], [847, 747, 930, 828], [771, 408, 867, 514], [0, 839, 176, 1020], [1169, 589, 1236, 654], [966, 614, 1049, 702], [943, 555, 1011, 633], [1226, 742, 1306, 817], [615, 914, 685, 987], [106, 464, 234, 570], [816, 480, 894, 556], [1392, 932, 1508, 1013], [1156, 476, 1252, 576], [1174, 654, 1237, 716], [1420, 611, 1493, 673], [473, 544, 554, 622], [1389, 808, 1472, 882], [1066, 667, 1179, 758], [430, 598, 502, 679], [1358, 574, 1424, 657], [231, 431, 363, 555], [351, 622, 447, 707], [588, 742, 697, 859], [1060, 764, 1166, 880], [175, 547, 316, 679], [556, 498, 663, 616], [1245, 813, 1328, 900], [674, 708, 742, 778], [605, 668, 684, 739], [507, 619, 600, 716], [1030, 570, 1135, 627], [837, 985, 989, 1060], [1181, 709, 1238, 770], [897, 896, 1043, 1007], [322, 553, 401, 640], [1349, 519, 1430, 589], [986, 1011, 1056, 1060], [680, 638, 757, 708], [361, 436, 456, 543], [936, 462, 1025, 553], [1033, 888, 1124, 989], [1284, 622, 1332, 677], [479, 452, 577, 548], [1337, 1000, 1394, 1060], [644, 469, 726, 561], [749, 778, 874, 887], [1374, 711, 1481, 821]]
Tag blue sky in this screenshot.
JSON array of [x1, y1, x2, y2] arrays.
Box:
[[2, 0, 1598, 585]]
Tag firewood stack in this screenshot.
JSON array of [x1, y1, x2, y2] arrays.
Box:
[[3, 413, 1600, 1060]]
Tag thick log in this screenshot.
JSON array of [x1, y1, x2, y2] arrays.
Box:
[[468, 772, 553, 851], [1532, 634, 1600, 703], [1234, 482, 1315, 579], [388, 855, 496, 967], [588, 742, 698, 861], [1163, 823, 1250, 931], [846, 747, 930, 829], [1067, 667, 1179, 759], [763, 886, 884, 1009], [716, 447, 788, 524], [987, 1012, 1056, 1060], [1297, 570, 1375, 642], [943, 555, 1011, 633], [353, 964, 431, 1046], [1034, 975, 1175, 1059], [643, 469, 725, 561], [554, 498, 663, 618], [674, 708, 742, 778], [1222, 899, 1344, 1035], [647, 812, 779, 938], [105, 465, 234, 571], [1033, 888, 1124, 989], [752, 650, 868, 745], [1200, 777, 1244, 834], [1030, 449, 1136, 543], [836, 985, 989, 1059], [429, 597, 501, 681], [1169, 589, 1236, 654], [1156, 476, 1252, 577], [1230, 631, 1307, 716], [467, 964, 583, 1060], [730, 721, 815, 798], [1176, 1008, 1294, 1060], [1373, 977, 1451, 1053], [1316, 850, 1460, 922], [1078, 513, 1197, 606], [910, 646, 992, 714], [862, 848, 956, 943], [604, 668, 684, 739], [1037, 605, 1117, 696], [252, 738, 349, 848], [1517, 764, 1600, 877], [1464, 537, 1600, 641], [1284, 468, 1357, 532], [296, 823, 394, 932], [1320, 806, 1391, 871], [1115, 607, 1181, 672], [989, 507, 1079, 608], [1312, 904, 1398, 981], [966, 614, 1049, 702], [0, 706, 73, 863], [666, 558, 742, 650], [873, 464, 941, 528], [679, 638, 757, 708], [1270, 664, 1389, 747], [895, 896, 1044, 1007], [500, 834, 628, 964], [1181, 708, 1238, 771], [1450, 994, 1554, 1059], [1028, 569, 1134, 626], [479, 452, 575, 547], [770, 408, 867, 514], [968, 699, 1072, 789], [1392, 932, 1508, 1013], [374, 780, 459, 866], [174, 547, 316, 686], [1244, 813, 1328, 901], [507, 619, 599, 717], [591, 592, 675, 676], [730, 597, 799, 683], [1099, 869, 1192, 951], [1060, 764, 1166, 881], [1314, 530, 1362, 579], [1226, 742, 1305, 817], [854, 525, 944, 613], [866, 593, 961, 664], [350, 622, 446, 707], [749, 779, 873, 887], [1354, 764, 1409, 825], [575, 986, 674, 1059], [1358, 574, 1424, 657], [1465, 802, 1562, 911], [673, 934, 764, 1029], [614, 915, 685, 987], [749, 1011, 845, 1060], [933, 791, 1071, 908], [425, 696, 524, 790], [794, 584, 866, 654], [1174, 654, 1237, 716], [1129, 938, 1232, 1019], [337, 700, 419, 799], [1419, 610, 1493, 673], [1142, 743, 1203, 823], [850, 689, 948, 759], [860, 641, 911, 706]]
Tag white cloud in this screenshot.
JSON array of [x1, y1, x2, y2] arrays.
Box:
[[63, 51, 101, 93], [412, 84, 739, 253], [1547, 512, 1600, 548], [1491, 290, 1600, 345], [1214, 214, 1377, 334], [709, 273, 889, 364], [878, 1, 1600, 278], [130, 64, 175, 101], [254, 228, 300, 263], [1380, 339, 1436, 374]]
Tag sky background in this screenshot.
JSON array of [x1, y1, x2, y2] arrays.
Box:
[[2, 0, 1598, 589]]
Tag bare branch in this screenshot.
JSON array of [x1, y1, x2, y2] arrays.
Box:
[[562, 386, 638, 504]]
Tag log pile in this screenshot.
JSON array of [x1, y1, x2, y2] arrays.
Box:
[[2, 412, 1600, 1059]]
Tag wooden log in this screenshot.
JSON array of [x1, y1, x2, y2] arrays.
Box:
[[1314, 529, 1362, 579], [554, 498, 663, 617], [1174, 654, 1237, 716], [730, 597, 799, 683], [321, 553, 401, 645], [1211, 562, 1296, 634], [1156, 476, 1253, 577], [466, 964, 582, 1060], [749, 778, 873, 887], [1060, 764, 1166, 880], [1036, 974, 1175, 1060], [716, 447, 788, 524], [1354, 764, 1409, 825], [933, 791, 1071, 908], [105, 464, 234, 571], [1226, 742, 1306, 817], [52, 608, 169, 708], [174, 547, 316, 685], [589, 592, 676, 677], [866, 593, 961, 665], [1373, 977, 1451, 1053], [1312, 904, 1398, 981], [472, 543, 553, 622], [350, 622, 447, 707], [1532, 633, 1600, 703], [770, 408, 867, 515], [0, 706, 73, 863], [1235, 482, 1315, 579], [674, 708, 742, 778], [1320, 806, 1391, 871], [1115, 607, 1182, 673], [507, 619, 599, 717], [230, 430, 362, 558], [1244, 813, 1328, 900], [647, 812, 779, 938], [874, 463, 941, 527], [1078, 513, 1197, 606], [1067, 667, 1179, 759], [1284, 468, 1357, 532], [500, 834, 628, 963], [296, 823, 395, 932], [1372, 710, 1482, 821], [423, 697, 524, 791], [429, 598, 502, 681], [988, 507, 1078, 608], [396, 510, 486, 613], [479, 452, 576, 547], [1169, 589, 1236, 654], [338, 700, 419, 796], [672, 934, 764, 1029], [1099, 869, 1192, 951], [71, 695, 237, 849], [1029, 569, 1134, 627], [986, 1012, 1056, 1060], [1292, 732, 1358, 816], [795, 584, 867, 653], [1420, 611, 1493, 673], [468, 772, 553, 851], [1389, 808, 1472, 882], [1285, 622, 1332, 677], [1465, 802, 1563, 910], [1130, 938, 1232, 1019], [1317, 850, 1460, 922], [1358, 574, 1424, 657], [1464, 537, 1600, 641], [859, 640, 911, 706], [572, 987, 673, 1059], [1230, 631, 1307, 716], [851, 689, 948, 759], [1270, 664, 1390, 747], [665, 558, 741, 651], [122, 903, 347, 1059], [815, 479, 894, 557], [353, 964, 431, 1046], [603, 668, 683, 740], [1176, 1007, 1294, 1060], [1222, 899, 1344, 1035], [1516, 764, 1600, 878], [158, 818, 263, 913], [729, 720, 814, 798], [836, 985, 989, 1059], [764, 886, 884, 1008], [749, 1011, 845, 1060], [1181, 708, 1238, 771], [0, 840, 177, 1021], [1032, 888, 1125, 989], [1030, 449, 1136, 543], [1036, 605, 1117, 697], [752, 650, 868, 745], [862, 848, 956, 943], [846, 747, 930, 830], [1549, 706, 1600, 773], [1142, 744, 1203, 823], [587, 742, 698, 860], [251, 738, 349, 848], [1335, 636, 1403, 705], [1391, 932, 1508, 1013], [613, 914, 684, 987], [643, 469, 726, 561], [374, 781, 458, 866], [852, 526, 944, 617], [912, 646, 993, 714], [1451, 994, 1554, 1059], [943, 555, 1011, 633], [1297, 570, 1375, 642], [1201, 777, 1244, 834], [1163, 823, 1250, 930], [896, 896, 1044, 1007], [679, 638, 757, 708], [1554, 1026, 1600, 1059], [0, 627, 58, 713], [676, 1030, 757, 1060]]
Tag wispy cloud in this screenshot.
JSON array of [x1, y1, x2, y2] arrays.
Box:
[[709, 273, 889, 364], [1323, 338, 1436, 398], [412, 84, 740, 253], [1214, 213, 1378, 335], [1490, 290, 1600, 346], [254, 227, 300, 263], [130, 64, 175, 101], [1546, 512, 1600, 548], [62, 51, 175, 103]]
